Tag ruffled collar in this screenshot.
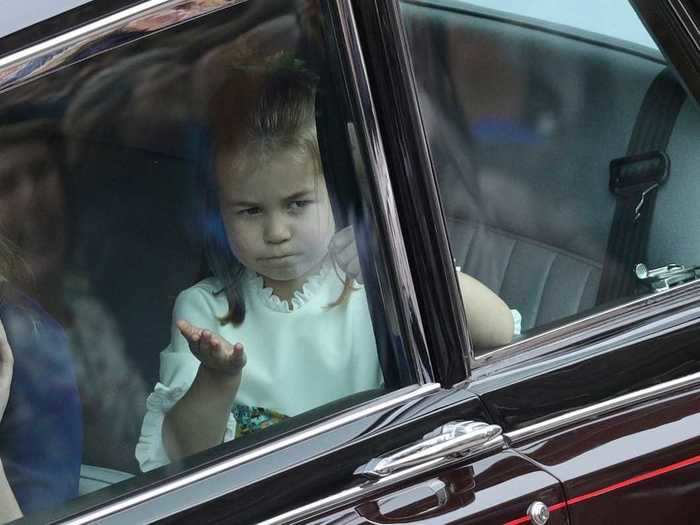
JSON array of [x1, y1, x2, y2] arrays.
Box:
[[247, 261, 332, 313]]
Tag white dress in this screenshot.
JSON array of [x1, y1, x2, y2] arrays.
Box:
[[136, 264, 383, 472]]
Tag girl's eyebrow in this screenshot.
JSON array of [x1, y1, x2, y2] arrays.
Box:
[[227, 190, 313, 207], [285, 190, 314, 201], [228, 199, 259, 207]]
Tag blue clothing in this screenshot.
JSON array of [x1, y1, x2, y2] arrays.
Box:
[[0, 295, 82, 513]]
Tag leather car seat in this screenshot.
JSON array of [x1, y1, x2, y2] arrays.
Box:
[[403, 3, 670, 333]]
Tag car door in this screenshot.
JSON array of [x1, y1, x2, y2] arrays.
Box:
[[0, 1, 569, 524], [399, 0, 700, 523]]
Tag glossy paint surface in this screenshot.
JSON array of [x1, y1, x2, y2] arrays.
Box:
[[150, 385, 493, 524], [517, 385, 700, 524], [305, 450, 568, 525], [472, 312, 700, 431]]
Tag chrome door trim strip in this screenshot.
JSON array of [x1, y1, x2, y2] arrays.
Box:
[[505, 370, 700, 444], [259, 457, 445, 525], [0, 0, 242, 93], [470, 278, 700, 371], [259, 371, 700, 524], [61, 383, 441, 525], [259, 435, 505, 525], [670, 0, 700, 54]]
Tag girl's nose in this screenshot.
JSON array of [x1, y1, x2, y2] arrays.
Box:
[[263, 212, 292, 244]]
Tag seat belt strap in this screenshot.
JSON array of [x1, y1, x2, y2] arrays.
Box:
[[597, 68, 686, 305]]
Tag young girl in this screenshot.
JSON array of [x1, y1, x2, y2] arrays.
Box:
[[136, 56, 516, 472]]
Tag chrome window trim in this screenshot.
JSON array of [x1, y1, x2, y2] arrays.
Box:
[[61, 383, 441, 525], [469, 278, 700, 373], [670, 0, 700, 54], [330, 0, 433, 380], [0, 0, 242, 93], [505, 369, 700, 444]]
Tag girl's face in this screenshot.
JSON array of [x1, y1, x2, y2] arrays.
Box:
[[216, 145, 335, 292]]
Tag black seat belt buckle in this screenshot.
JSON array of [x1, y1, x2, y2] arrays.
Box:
[[610, 151, 670, 221]]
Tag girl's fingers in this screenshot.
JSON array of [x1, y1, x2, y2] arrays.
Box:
[[177, 320, 203, 343], [176, 319, 193, 338], [183, 323, 244, 371], [203, 331, 221, 353], [334, 241, 357, 267], [334, 241, 362, 281], [347, 259, 361, 278], [331, 226, 355, 251]]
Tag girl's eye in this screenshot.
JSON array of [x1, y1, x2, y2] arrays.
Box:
[[237, 207, 262, 216], [289, 200, 313, 211]]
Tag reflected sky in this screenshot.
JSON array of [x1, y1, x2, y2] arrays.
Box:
[[461, 0, 658, 49], [1, 0, 93, 38]]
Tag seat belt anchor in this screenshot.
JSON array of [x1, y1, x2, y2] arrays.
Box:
[[609, 151, 670, 222], [635, 262, 700, 292]]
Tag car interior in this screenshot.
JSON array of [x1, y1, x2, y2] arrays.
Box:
[[402, 0, 700, 344]]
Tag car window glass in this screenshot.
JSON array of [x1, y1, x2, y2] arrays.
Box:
[[401, 0, 700, 355], [0, 1, 417, 520]]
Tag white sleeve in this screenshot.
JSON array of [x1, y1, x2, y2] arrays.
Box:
[[511, 309, 522, 336], [135, 285, 237, 472]]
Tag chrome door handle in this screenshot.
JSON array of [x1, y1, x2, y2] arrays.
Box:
[[355, 421, 503, 479]]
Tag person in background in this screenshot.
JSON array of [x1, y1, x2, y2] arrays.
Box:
[[0, 235, 81, 519], [0, 115, 146, 472], [0, 316, 21, 524]]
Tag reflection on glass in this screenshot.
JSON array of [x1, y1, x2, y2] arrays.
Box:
[[402, 0, 697, 354], [0, 0, 401, 521]]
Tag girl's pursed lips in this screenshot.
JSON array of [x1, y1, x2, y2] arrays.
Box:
[[259, 254, 299, 261]]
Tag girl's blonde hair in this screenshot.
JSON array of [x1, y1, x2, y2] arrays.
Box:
[[202, 53, 355, 325]]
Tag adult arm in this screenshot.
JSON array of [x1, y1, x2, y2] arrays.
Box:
[[0, 299, 81, 514]]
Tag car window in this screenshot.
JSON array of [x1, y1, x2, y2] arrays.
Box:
[[0, 1, 422, 520], [401, 0, 700, 357]]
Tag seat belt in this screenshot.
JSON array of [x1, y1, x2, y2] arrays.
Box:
[[596, 68, 686, 305]]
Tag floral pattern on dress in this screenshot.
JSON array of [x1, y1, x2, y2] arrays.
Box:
[[232, 404, 289, 437]]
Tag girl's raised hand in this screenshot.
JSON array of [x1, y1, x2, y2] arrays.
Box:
[[0, 320, 14, 423], [176, 320, 246, 376], [329, 225, 363, 284]]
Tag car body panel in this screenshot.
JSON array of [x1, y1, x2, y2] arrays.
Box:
[[470, 308, 700, 431], [516, 385, 700, 524], [302, 451, 569, 525]]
